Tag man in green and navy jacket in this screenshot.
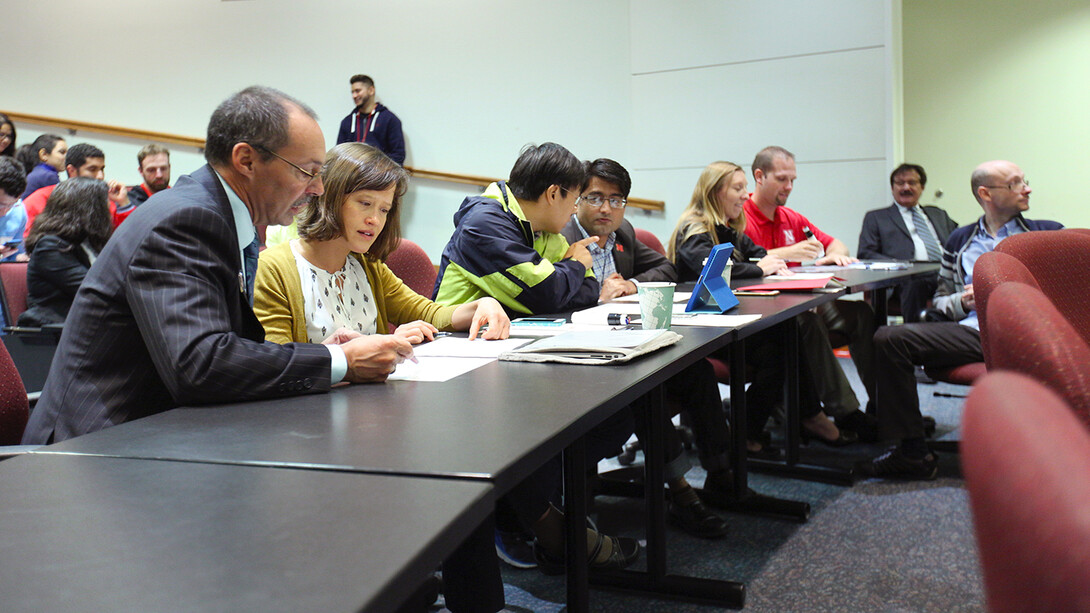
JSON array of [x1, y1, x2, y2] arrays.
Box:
[[433, 142, 600, 315]]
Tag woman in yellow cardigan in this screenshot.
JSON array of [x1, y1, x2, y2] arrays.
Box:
[[254, 143, 509, 347]]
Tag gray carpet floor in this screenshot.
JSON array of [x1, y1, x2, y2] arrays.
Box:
[[443, 358, 984, 612]]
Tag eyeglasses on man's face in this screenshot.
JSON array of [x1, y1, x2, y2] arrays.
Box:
[[252, 144, 322, 183], [984, 178, 1029, 192], [578, 194, 627, 209]]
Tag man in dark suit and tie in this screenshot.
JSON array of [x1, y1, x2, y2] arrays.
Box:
[[22, 86, 413, 445], [857, 163, 958, 321]]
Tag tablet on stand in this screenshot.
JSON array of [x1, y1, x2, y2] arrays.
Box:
[[684, 243, 740, 313]]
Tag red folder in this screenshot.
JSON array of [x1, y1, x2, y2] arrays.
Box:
[[735, 275, 834, 292]]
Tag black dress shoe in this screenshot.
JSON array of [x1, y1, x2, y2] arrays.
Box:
[[667, 498, 728, 539], [854, 446, 938, 480]]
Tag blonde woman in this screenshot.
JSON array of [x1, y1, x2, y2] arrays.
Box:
[[668, 160, 789, 282]]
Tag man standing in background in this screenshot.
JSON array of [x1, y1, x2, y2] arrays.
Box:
[[128, 144, 172, 206], [335, 74, 406, 165]]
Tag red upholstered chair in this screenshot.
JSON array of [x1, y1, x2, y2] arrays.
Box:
[[922, 361, 987, 387], [985, 282, 1090, 428], [995, 229, 1090, 346], [972, 250, 1038, 366], [633, 228, 666, 257], [918, 250, 1036, 386], [0, 262, 29, 327], [386, 239, 437, 299], [962, 372, 1090, 613], [0, 339, 29, 447]]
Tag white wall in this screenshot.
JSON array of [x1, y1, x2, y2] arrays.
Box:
[[626, 0, 897, 254], [904, 0, 1090, 229], [7, 0, 896, 259]]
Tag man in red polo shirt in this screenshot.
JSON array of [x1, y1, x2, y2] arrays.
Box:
[[743, 145, 878, 439]]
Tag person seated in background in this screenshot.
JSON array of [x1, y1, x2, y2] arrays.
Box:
[[22, 143, 135, 237], [434, 143, 643, 574], [857, 160, 1063, 480], [15, 144, 39, 175], [668, 161, 855, 449], [127, 144, 172, 206], [20, 134, 66, 199], [254, 142, 509, 349], [559, 158, 730, 539], [0, 113, 17, 159], [742, 146, 878, 440], [858, 163, 958, 321], [0, 157, 29, 262], [18, 178, 113, 327]]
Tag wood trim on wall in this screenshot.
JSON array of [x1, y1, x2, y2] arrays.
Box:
[[3, 110, 665, 211]]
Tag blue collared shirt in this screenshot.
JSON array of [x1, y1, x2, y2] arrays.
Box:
[[0, 201, 27, 261], [572, 214, 615, 281], [212, 170, 347, 383], [960, 216, 1027, 330]]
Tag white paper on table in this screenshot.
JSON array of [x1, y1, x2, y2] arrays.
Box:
[[411, 337, 532, 359], [510, 322, 623, 337], [766, 273, 836, 280], [609, 291, 691, 304], [794, 264, 868, 272], [387, 356, 496, 382], [670, 313, 761, 327]]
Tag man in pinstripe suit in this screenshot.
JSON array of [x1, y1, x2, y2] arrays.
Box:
[[22, 86, 413, 445]]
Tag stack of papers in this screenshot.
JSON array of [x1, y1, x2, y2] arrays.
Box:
[[735, 274, 835, 292], [796, 262, 909, 272], [500, 329, 681, 365], [388, 337, 532, 382]]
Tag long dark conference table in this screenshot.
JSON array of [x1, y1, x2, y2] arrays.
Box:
[[32, 324, 761, 609], [14, 263, 933, 610], [0, 453, 493, 613]]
